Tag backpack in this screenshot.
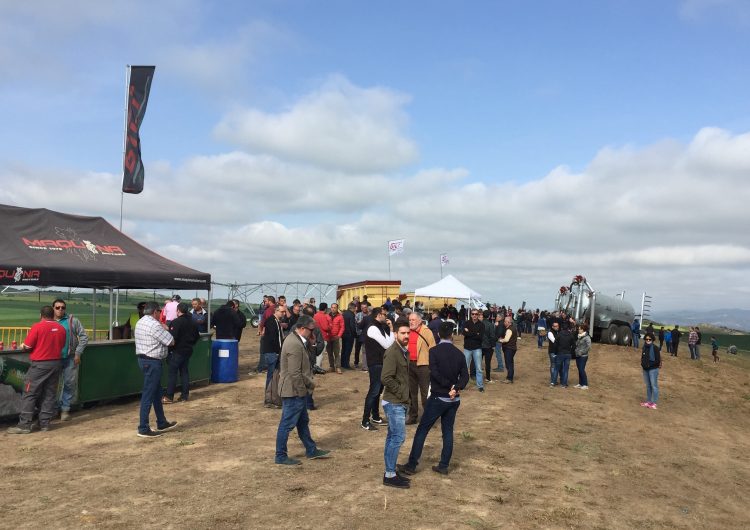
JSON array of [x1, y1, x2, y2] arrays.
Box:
[[264, 367, 282, 406]]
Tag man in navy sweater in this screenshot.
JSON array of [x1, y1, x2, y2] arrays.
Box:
[[398, 321, 469, 476]]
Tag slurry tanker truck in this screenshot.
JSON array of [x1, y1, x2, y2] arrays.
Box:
[[554, 275, 636, 346]]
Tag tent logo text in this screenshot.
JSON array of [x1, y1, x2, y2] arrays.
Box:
[[0, 267, 40, 282], [21, 237, 126, 256]]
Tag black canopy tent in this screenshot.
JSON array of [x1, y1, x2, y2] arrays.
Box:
[[0, 204, 210, 289], [0, 204, 211, 337]]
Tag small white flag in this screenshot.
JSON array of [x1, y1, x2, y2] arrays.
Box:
[[440, 253, 449, 266], [388, 239, 405, 256]]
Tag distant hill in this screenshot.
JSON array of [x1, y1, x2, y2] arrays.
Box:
[[650, 308, 750, 333]]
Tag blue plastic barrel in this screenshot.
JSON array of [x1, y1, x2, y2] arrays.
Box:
[[210, 339, 239, 383]]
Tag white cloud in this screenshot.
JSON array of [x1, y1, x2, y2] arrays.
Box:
[[157, 20, 290, 91], [214, 75, 418, 172], [3, 122, 750, 310]]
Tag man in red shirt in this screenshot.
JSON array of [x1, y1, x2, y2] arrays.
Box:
[[7, 306, 66, 434], [313, 303, 332, 371], [327, 303, 345, 374]]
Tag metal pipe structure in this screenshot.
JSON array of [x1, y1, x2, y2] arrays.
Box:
[[590, 291, 596, 334], [108, 288, 114, 341], [92, 288, 97, 339]]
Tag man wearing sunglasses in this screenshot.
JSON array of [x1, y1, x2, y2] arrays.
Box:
[[52, 298, 89, 422], [463, 310, 485, 392]]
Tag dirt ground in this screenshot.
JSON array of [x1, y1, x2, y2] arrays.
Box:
[[1, 332, 749, 530]]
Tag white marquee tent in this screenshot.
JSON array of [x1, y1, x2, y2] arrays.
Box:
[[414, 274, 484, 308]]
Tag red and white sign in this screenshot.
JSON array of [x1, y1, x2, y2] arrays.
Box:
[[388, 239, 405, 256]]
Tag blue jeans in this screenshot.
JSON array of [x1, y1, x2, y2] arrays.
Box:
[[554, 354, 571, 386], [633, 332, 640, 348], [575, 356, 588, 386], [643, 369, 659, 403], [503, 347, 516, 382], [537, 333, 545, 348], [363, 364, 383, 423], [494, 343, 504, 370], [341, 335, 354, 368], [463, 348, 484, 388], [264, 352, 279, 391], [407, 396, 460, 470], [383, 402, 407, 474], [137, 357, 168, 434], [549, 352, 557, 383], [59, 356, 78, 412], [275, 396, 317, 461]]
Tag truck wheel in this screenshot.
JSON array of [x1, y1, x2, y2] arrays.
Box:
[[606, 324, 619, 345], [618, 325, 632, 347], [251, 317, 260, 328], [599, 328, 609, 344]]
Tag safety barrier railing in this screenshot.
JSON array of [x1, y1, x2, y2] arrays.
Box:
[[0, 327, 109, 346]]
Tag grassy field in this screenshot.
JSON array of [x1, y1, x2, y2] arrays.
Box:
[[0, 292, 153, 329]]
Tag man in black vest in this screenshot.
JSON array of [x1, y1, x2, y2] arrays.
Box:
[[361, 308, 394, 431], [497, 316, 518, 383], [398, 322, 469, 476], [261, 305, 285, 405]]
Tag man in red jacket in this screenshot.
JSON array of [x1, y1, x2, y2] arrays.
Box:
[[7, 306, 66, 434], [313, 303, 332, 371], [328, 303, 345, 374]]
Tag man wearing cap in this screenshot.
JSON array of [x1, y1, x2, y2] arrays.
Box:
[[275, 315, 331, 465]]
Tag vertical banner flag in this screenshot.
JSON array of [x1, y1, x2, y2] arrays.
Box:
[[388, 239, 405, 256], [440, 253, 449, 266], [122, 66, 156, 194]]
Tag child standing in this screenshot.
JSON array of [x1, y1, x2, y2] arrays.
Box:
[[711, 337, 719, 363]]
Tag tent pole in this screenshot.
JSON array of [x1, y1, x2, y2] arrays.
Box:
[[92, 288, 97, 341], [109, 288, 114, 341], [207, 284, 212, 333]]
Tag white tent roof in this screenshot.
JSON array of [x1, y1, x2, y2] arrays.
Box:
[[414, 274, 482, 300]]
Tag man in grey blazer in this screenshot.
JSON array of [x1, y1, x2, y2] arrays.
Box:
[[275, 315, 332, 465]]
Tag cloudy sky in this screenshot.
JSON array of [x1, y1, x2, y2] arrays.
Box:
[[1, 0, 750, 311]]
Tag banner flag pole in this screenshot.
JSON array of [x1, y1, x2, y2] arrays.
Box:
[[116, 65, 131, 326]]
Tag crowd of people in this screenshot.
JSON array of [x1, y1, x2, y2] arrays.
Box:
[[250, 296, 613, 488], [6, 293, 724, 483]]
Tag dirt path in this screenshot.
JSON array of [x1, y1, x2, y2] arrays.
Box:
[[1, 334, 749, 529]]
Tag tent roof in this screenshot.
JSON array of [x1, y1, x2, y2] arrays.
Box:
[[0, 204, 210, 290], [414, 274, 482, 300]]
